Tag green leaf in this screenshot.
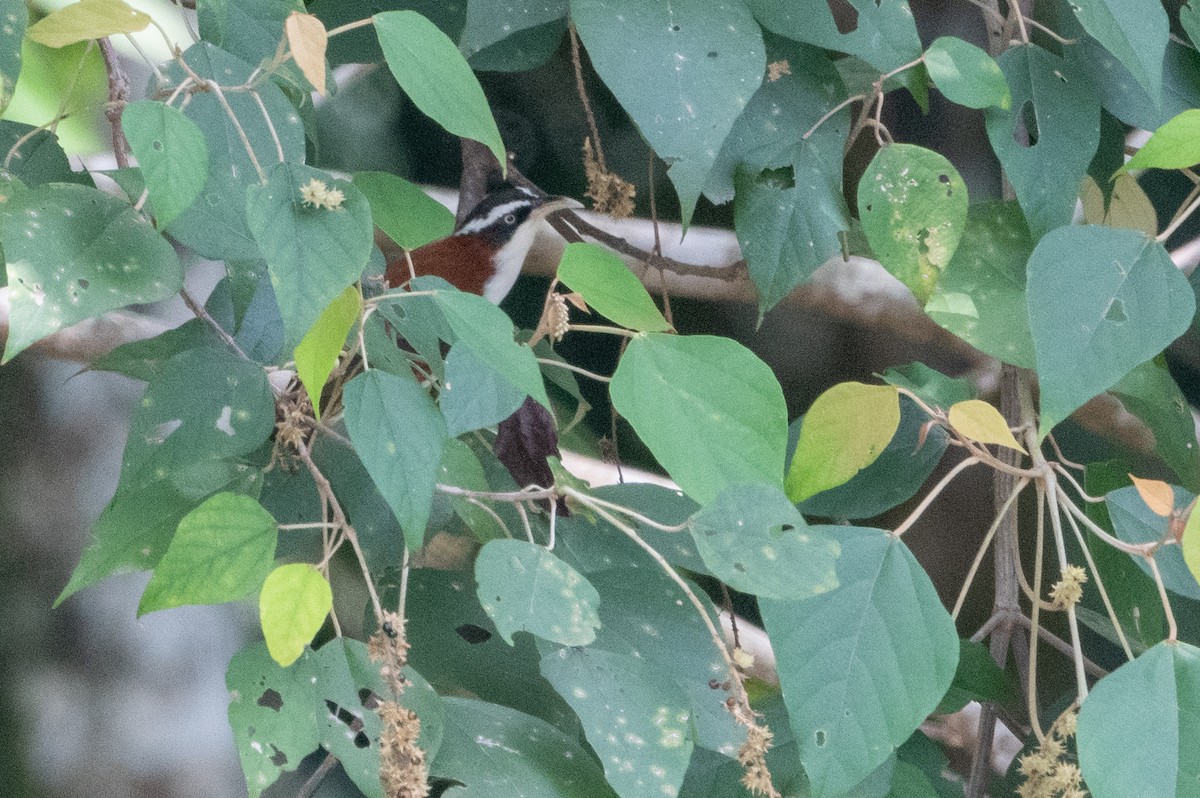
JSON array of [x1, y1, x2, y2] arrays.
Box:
[[437, 438, 504, 541], [690, 483, 840, 599], [0, 121, 85, 187], [2, 183, 183, 362], [795, 394, 948, 521], [786, 382, 901, 503], [351, 171, 454, 251], [440, 344, 527, 437], [923, 36, 1009, 110], [1106, 485, 1200, 601], [430, 697, 618, 797], [1122, 109, 1200, 173], [939, 639, 1019, 714], [1066, 0, 1167, 107], [226, 642, 321, 796], [294, 285, 360, 420], [857, 143, 968, 303], [373, 10, 506, 170], [259, 563, 333, 667], [0, 0, 27, 114], [57, 348, 274, 604], [714, 38, 850, 317], [760, 526, 959, 798], [881, 362, 975, 409], [1077, 642, 1200, 797], [925, 201, 1036, 368], [1184, 2, 1200, 51], [89, 319, 221, 382], [138, 492, 277, 614], [475, 538, 601, 646], [343, 370, 448, 551], [245, 162, 373, 347], [459, 0, 566, 60], [587, 566, 745, 755], [432, 290, 550, 409], [27, 0, 150, 47], [539, 646, 693, 798], [985, 45, 1100, 238], [1110, 357, 1200, 492], [610, 333, 788, 505], [1068, 37, 1200, 132], [745, 0, 922, 74], [1028, 226, 1194, 436], [556, 242, 670, 332], [197, 0, 314, 93], [121, 100, 208, 229], [468, 17, 566, 73], [162, 43, 306, 260], [570, 0, 765, 227]]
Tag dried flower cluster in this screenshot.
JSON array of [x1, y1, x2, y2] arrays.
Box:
[[369, 612, 429, 798], [583, 137, 636, 218], [730, 700, 782, 798], [299, 177, 346, 210], [766, 59, 792, 81], [1049, 565, 1087, 610], [1017, 709, 1087, 798]]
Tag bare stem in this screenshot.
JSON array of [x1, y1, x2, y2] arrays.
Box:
[[892, 457, 982, 537]]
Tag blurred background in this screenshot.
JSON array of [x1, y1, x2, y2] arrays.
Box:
[[4, 0, 1200, 796]]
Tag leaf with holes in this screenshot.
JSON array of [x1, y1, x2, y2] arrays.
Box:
[[1, 183, 183, 362], [259, 564, 332, 668], [760, 526, 959, 798], [923, 36, 1010, 110], [1066, 0, 1167, 108], [540, 646, 693, 798], [1077, 642, 1200, 797], [121, 100, 209, 229], [343, 370, 448, 551], [985, 45, 1100, 238], [858, 144, 968, 303], [352, 171, 454, 251], [0, 0, 27, 114], [430, 697, 617, 797], [246, 163, 372, 347], [690, 483, 840, 600], [475, 539, 600, 646], [571, 0, 765, 227], [374, 10, 506, 170], [610, 333, 788, 505], [1028, 226, 1194, 436], [786, 382, 900, 503], [745, 0, 922, 74], [925, 201, 1036, 368], [294, 286, 360, 421], [27, 0, 149, 47], [556, 242, 670, 332], [139, 493, 277, 615], [947, 400, 1026, 453]]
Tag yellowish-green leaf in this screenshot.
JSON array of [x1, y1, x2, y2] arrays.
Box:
[[27, 0, 150, 47], [1121, 109, 1200, 173], [1184, 504, 1200, 585], [1130, 474, 1175, 517], [786, 382, 901, 502], [556, 242, 670, 332], [259, 563, 332, 667], [947, 399, 1027, 453], [285, 11, 326, 95], [293, 286, 360, 420], [1081, 174, 1157, 236]]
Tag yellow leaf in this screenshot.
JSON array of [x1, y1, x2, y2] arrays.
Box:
[[294, 286, 361, 420], [1182, 503, 1200, 587], [1129, 474, 1174, 518], [947, 400, 1027, 453], [28, 0, 151, 48], [285, 11, 327, 96]]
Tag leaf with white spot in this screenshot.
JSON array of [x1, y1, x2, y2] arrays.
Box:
[[1, 183, 183, 362], [0, 0, 27, 115], [540, 646, 693, 798], [475, 539, 600, 646], [121, 100, 209, 229], [690, 483, 840, 599]]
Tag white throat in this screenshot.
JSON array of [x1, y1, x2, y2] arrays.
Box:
[[481, 218, 541, 304]]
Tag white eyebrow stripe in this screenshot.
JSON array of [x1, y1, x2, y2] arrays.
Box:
[[457, 200, 530, 234]]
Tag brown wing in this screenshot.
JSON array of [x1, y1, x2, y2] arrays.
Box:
[[384, 235, 495, 296]]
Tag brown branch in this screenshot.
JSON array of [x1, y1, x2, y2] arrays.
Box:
[[97, 38, 131, 169]]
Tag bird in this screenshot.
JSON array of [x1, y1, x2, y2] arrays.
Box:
[[380, 183, 580, 515], [383, 184, 580, 302]]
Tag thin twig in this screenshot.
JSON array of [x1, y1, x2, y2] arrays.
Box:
[[1043, 471, 1090, 702], [953, 477, 1030, 620], [249, 89, 286, 164], [568, 21, 606, 171], [1059, 493, 1135, 661], [1146, 555, 1179, 642], [568, 323, 638, 339], [98, 39, 131, 168], [536, 357, 612, 383], [180, 288, 250, 360], [297, 752, 338, 798], [892, 457, 982, 537]]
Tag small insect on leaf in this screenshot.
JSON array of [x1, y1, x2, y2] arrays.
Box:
[[946, 400, 1027, 454], [1129, 474, 1175, 518]]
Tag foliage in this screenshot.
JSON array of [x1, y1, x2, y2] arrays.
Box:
[[6, 1, 1200, 797]]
